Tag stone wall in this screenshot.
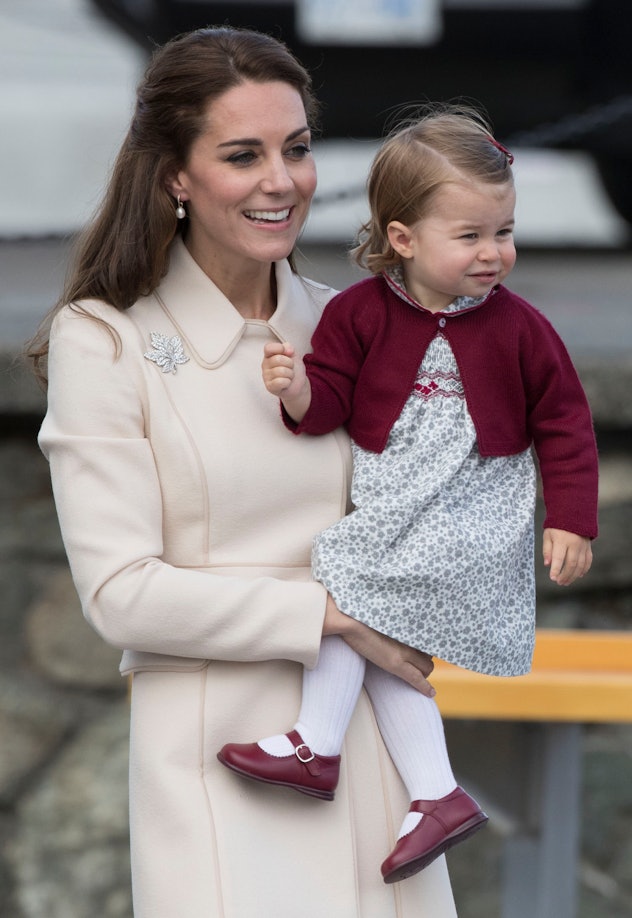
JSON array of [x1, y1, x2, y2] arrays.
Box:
[[1, 343, 631, 918]]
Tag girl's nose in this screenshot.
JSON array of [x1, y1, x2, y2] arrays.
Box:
[[478, 240, 501, 262]]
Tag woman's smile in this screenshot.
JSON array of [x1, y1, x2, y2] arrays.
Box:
[[244, 207, 292, 223], [170, 80, 316, 282]]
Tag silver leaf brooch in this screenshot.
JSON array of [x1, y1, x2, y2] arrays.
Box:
[[144, 332, 190, 374]]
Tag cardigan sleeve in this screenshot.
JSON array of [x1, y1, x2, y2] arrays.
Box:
[[522, 308, 599, 539], [39, 306, 327, 668], [288, 285, 374, 437]]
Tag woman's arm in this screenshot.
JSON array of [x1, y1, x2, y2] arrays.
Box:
[[39, 306, 326, 667]]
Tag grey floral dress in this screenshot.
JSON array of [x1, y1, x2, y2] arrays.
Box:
[[312, 272, 537, 676]]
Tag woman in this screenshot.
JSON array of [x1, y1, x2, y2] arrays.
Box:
[[30, 27, 457, 917]]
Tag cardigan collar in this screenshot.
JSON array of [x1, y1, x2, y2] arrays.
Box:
[[149, 236, 312, 368], [383, 266, 495, 315]]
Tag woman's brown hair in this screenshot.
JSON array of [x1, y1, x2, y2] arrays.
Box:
[[353, 103, 514, 275], [28, 26, 319, 383]]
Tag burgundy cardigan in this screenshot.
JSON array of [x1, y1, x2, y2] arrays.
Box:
[[287, 275, 598, 538]]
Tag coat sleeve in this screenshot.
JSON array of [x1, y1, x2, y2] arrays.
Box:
[[522, 308, 599, 539], [39, 306, 326, 667]]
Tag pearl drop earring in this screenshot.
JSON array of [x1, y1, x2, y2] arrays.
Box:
[[175, 196, 186, 219]]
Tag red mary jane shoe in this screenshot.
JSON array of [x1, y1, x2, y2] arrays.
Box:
[[381, 786, 488, 884], [217, 729, 340, 801]]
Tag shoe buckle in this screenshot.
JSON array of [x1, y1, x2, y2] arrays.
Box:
[[295, 743, 315, 764]]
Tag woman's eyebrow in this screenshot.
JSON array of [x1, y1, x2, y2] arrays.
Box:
[[217, 126, 310, 149]]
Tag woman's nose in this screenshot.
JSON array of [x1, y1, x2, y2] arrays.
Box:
[[260, 156, 294, 194]]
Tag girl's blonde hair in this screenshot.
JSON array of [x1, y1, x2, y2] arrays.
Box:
[[353, 103, 514, 274]]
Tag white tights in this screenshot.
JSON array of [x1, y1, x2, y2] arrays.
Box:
[[259, 635, 457, 828]]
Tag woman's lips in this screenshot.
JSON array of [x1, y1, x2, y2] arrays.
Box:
[[244, 207, 291, 224]]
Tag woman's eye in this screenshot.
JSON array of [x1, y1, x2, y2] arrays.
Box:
[[227, 150, 257, 166], [286, 143, 312, 159]]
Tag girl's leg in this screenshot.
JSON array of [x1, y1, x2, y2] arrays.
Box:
[[364, 660, 487, 883], [218, 637, 365, 800], [259, 635, 366, 757], [363, 662, 456, 836]]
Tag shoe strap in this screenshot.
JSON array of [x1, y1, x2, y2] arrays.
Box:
[[410, 787, 462, 815], [287, 729, 322, 777], [410, 800, 433, 816]]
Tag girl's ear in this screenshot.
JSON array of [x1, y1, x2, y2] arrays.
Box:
[[387, 221, 415, 259]]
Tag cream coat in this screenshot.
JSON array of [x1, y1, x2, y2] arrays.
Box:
[[39, 239, 457, 918]]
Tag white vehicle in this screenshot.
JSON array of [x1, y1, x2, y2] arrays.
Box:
[[94, 0, 632, 227]]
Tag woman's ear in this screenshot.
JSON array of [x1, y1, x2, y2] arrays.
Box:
[[165, 170, 187, 201], [387, 221, 415, 259]]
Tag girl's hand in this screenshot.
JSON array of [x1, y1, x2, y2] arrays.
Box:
[[323, 594, 436, 697], [262, 341, 298, 396], [543, 528, 593, 586], [261, 341, 311, 422]]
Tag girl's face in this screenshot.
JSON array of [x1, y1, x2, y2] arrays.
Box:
[[388, 180, 517, 313], [169, 80, 316, 279]]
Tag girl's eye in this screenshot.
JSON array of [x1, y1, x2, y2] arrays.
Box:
[[498, 227, 514, 237]]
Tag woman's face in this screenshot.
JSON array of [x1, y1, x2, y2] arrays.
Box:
[[170, 80, 316, 278]]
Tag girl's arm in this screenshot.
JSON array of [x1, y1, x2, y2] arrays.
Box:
[[284, 288, 372, 437], [261, 340, 311, 423], [523, 308, 599, 539]]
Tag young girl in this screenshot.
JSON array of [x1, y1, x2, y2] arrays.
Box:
[[218, 105, 598, 884]]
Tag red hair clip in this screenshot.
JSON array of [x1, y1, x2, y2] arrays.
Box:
[[488, 137, 514, 165]]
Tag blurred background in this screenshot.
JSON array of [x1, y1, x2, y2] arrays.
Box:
[[1, 1, 631, 916]]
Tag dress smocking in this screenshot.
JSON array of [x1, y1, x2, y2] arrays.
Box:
[[312, 274, 536, 676]]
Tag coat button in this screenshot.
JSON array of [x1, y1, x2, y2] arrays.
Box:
[[438, 317, 447, 328]]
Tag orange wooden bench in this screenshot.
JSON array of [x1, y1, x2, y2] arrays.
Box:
[[432, 629, 632, 918]]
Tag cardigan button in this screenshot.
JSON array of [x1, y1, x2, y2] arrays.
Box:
[[438, 317, 447, 328]]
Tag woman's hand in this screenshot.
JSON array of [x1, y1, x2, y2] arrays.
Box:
[[323, 594, 436, 697]]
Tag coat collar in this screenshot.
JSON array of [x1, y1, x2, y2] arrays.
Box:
[[149, 237, 316, 368]]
